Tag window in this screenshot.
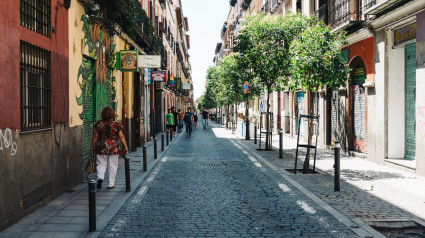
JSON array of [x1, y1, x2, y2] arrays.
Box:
[[20, 0, 51, 37], [20, 41, 51, 131]]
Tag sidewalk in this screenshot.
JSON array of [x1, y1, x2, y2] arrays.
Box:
[[0, 132, 182, 238], [227, 119, 425, 234]]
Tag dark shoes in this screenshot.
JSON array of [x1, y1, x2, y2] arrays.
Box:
[[97, 179, 103, 189]]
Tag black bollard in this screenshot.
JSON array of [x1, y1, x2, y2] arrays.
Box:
[[334, 141, 340, 192], [161, 134, 164, 151], [124, 155, 130, 192], [254, 124, 257, 144], [166, 130, 169, 146], [143, 146, 147, 172], [88, 180, 96, 232], [279, 128, 283, 159], [154, 139, 157, 159], [170, 130, 173, 142]]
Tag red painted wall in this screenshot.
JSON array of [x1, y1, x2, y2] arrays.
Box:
[[0, 1, 68, 130], [343, 37, 375, 83]]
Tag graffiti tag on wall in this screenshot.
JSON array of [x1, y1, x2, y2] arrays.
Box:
[[418, 106, 425, 140], [0, 128, 18, 156]]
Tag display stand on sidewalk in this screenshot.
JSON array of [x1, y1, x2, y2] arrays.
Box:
[[294, 115, 319, 173], [258, 112, 273, 151]]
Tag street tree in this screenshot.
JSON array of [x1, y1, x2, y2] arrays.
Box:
[[289, 21, 350, 173], [234, 13, 314, 149]]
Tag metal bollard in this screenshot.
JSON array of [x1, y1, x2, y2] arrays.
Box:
[[279, 128, 283, 159], [170, 130, 173, 142], [161, 134, 164, 151], [166, 130, 169, 146], [154, 139, 157, 159], [143, 146, 147, 172], [124, 156, 130, 192], [254, 125, 257, 144], [88, 180, 96, 232], [334, 141, 340, 192]]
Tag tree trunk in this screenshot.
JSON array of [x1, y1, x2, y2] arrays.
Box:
[[266, 86, 271, 150], [303, 91, 314, 173]]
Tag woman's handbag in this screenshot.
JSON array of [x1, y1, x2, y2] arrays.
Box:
[[84, 153, 95, 173]]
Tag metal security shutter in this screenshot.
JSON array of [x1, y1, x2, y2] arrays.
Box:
[[352, 67, 366, 153], [331, 90, 339, 141], [405, 44, 416, 160]]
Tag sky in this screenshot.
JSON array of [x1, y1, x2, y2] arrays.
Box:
[[181, 0, 231, 100]]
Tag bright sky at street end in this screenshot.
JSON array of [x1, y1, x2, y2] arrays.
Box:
[[181, 0, 230, 100]]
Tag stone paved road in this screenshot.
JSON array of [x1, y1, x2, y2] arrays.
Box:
[[99, 124, 360, 237]]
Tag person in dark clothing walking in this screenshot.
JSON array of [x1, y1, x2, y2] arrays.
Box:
[[184, 107, 194, 138], [172, 107, 178, 134], [202, 108, 209, 130]]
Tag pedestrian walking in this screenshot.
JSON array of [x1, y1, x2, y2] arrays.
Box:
[[178, 109, 184, 132], [166, 108, 174, 135], [172, 107, 179, 134], [90, 106, 128, 190], [193, 111, 198, 130], [184, 107, 194, 138], [202, 108, 209, 130]]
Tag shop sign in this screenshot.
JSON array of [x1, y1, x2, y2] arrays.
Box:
[[139, 55, 161, 68], [182, 83, 191, 90], [144, 68, 151, 84], [394, 23, 416, 46], [118, 50, 138, 72], [151, 71, 166, 82]]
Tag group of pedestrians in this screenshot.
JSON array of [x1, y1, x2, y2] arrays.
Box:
[[89, 106, 210, 190]]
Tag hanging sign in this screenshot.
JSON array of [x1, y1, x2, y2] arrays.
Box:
[[151, 71, 166, 82], [119, 50, 138, 72], [182, 83, 191, 90], [144, 68, 151, 84], [139, 55, 161, 68], [244, 81, 249, 94]]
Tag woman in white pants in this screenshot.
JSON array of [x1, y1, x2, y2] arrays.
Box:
[[90, 107, 128, 189]]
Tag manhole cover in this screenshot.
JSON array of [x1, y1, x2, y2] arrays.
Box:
[[202, 163, 227, 168], [368, 219, 425, 238]]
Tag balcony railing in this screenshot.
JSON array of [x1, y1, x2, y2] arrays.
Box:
[[315, 4, 328, 24], [329, 0, 360, 29], [362, 0, 376, 11], [242, 0, 252, 10]]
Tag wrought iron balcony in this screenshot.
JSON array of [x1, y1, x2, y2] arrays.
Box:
[[329, 0, 361, 30], [242, 0, 252, 10], [315, 4, 328, 24]]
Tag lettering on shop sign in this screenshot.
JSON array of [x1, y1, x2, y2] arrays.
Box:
[[418, 106, 425, 140], [0, 128, 18, 156]]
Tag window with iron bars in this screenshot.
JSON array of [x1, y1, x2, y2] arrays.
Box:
[[20, 41, 51, 131], [20, 0, 51, 37]]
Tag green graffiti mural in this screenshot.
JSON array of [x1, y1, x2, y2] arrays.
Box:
[[76, 15, 117, 174]]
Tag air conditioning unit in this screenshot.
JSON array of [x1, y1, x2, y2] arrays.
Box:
[[155, 82, 164, 91]]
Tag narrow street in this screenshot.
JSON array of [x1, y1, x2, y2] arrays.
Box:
[[99, 123, 358, 237]]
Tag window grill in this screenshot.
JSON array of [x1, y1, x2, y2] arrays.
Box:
[[20, 41, 51, 131], [20, 0, 51, 37]]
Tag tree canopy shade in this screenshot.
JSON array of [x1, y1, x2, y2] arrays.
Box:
[[233, 13, 314, 149], [289, 21, 349, 173]]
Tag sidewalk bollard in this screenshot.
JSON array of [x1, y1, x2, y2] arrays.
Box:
[[161, 134, 164, 151], [254, 125, 257, 144], [166, 130, 169, 146], [334, 141, 340, 192], [143, 146, 147, 172], [279, 128, 283, 159], [154, 139, 157, 159], [124, 155, 130, 192], [170, 130, 173, 142], [88, 180, 96, 232]]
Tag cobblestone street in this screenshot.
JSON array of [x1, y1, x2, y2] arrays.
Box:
[[99, 123, 365, 237]]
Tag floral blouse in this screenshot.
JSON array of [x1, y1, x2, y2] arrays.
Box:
[[94, 120, 123, 155]]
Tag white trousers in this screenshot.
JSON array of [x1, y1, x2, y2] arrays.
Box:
[[96, 154, 119, 186]]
